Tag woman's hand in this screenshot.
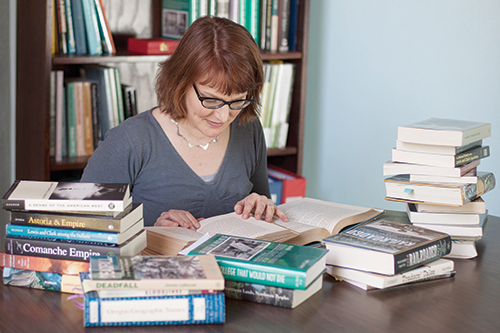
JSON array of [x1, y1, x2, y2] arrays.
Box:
[[154, 210, 203, 230], [234, 193, 288, 222]]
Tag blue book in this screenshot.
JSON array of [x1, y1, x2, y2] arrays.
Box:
[[81, 0, 103, 55], [84, 66, 113, 136], [71, 0, 88, 54], [5, 218, 143, 245], [288, 0, 299, 52], [64, 0, 76, 54], [81, 273, 225, 327], [268, 176, 283, 205]]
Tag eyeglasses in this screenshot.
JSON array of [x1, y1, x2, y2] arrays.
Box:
[[193, 84, 255, 110]]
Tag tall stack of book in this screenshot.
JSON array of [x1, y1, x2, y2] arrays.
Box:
[[79, 254, 226, 327], [383, 118, 496, 259], [188, 234, 328, 308], [1, 180, 146, 293], [323, 216, 455, 290]]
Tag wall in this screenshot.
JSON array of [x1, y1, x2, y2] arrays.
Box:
[[0, 0, 16, 249], [304, 0, 500, 216]]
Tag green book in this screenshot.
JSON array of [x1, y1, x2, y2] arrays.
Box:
[[188, 234, 328, 290]]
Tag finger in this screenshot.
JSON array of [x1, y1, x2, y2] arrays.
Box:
[[274, 208, 288, 222], [263, 203, 276, 222], [154, 215, 179, 227], [241, 196, 258, 219], [253, 199, 268, 221], [171, 211, 200, 230], [234, 199, 245, 215]]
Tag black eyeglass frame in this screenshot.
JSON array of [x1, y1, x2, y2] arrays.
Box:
[[192, 84, 255, 110]]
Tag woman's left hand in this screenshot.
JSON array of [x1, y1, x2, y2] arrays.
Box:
[[234, 193, 288, 222]]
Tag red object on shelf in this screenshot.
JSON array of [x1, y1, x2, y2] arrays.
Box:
[[127, 38, 179, 55], [268, 165, 307, 204]]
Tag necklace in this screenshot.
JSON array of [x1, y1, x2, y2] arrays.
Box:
[[170, 118, 219, 150]]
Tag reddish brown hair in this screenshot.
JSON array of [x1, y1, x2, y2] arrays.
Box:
[[155, 16, 263, 123]]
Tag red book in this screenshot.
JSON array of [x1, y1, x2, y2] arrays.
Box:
[[127, 38, 179, 55]]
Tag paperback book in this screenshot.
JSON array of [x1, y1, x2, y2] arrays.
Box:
[[188, 234, 328, 290], [9, 203, 143, 232], [3, 267, 81, 294], [0, 251, 89, 275], [326, 258, 455, 290], [406, 203, 488, 225], [395, 139, 483, 155], [323, 219, 452, 275], [383, 160, 480, 178], [224, 271, 323, 308], [414, 198, 486, 214], [4, 229, 147, 262], [2, 181, 131, 214], [81, 255, 225, 292], [391, 145, 490, 168]]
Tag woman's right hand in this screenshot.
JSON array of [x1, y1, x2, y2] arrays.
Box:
[[154, 210, 202, 230]]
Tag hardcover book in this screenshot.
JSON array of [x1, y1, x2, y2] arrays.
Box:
[[9, 203, 143, 232], [3, 267, 82, 294], [2, 181, 131, 213], [397, 118, 491, 146], [406, 203, 488, 225], [0, 251, 89, 275], [326, 258, 455, 290], [127, 37, 179, 55], [384, 172, 496, 206], [189, 234, 328, 290], [4, 229, 147, 262], [383, 160, 480, 178], [396, 139, 483, 156], [323, 219, 452, 275], [414, 197, 486, 214], [81, 255, 224, 292], [5, 218, 144, 245], [224, 272, 323, 308], [391, 145, 490, 168]]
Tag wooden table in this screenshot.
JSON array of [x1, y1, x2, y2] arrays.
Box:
[[1, 216, 499, 333]]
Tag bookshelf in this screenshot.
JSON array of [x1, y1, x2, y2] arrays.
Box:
[[16, 0, 310, 181]]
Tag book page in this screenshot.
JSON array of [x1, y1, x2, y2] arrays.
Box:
[[198, 212, 290, 239], [274, 198, 383, 235], [145, 226, 202, 242]]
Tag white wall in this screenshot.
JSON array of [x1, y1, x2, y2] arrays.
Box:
[[304, 0, 500, 216]]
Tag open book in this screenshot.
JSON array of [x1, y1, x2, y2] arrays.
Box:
[[145, 197, 384, 255]]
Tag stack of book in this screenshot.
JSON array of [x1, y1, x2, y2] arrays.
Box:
[[383, 118, 496, 259], [323, 217, 455, 290], [53, 0, 115, 56], [79, 254, 226, 327], [1, 180, 146, 293], [188, 234, 329, 308]]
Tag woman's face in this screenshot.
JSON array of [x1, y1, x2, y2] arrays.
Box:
[[183, 83, 247, 140]]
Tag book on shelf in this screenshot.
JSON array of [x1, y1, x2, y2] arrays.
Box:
[[3, 181, 132, 214], [64, 80, 78, 157], [55, 0, 69, 55], [384, 172, 496, 207], [70, 0, 88, 54], [3, 267, 82, 294], [397, 118, 491, 147], [396, 139, 483, 156], [94, 0, 116, 54], [81, 0, 103, 55], [188, 234, 328, 290], [49, 71, 57, 158], [81, 80, 95, 155], [161, 0, 197, 39], [64, 0, 76, 54], [4, 229, 147, 262], [277, 0, 291, 52], [267, 165, 306, 204], [5, 218, 144, 245], [391, 145, 490, 168], [51, 1, 59, 55], [409, 170, 478, 185], [268, 175, 283, 205], [54, 70, 65, 162], [82, 286, 225, 326], [9, 203, 143, 232], [83, 65, 114, 136], [323, 219, 452, 275], [0, 251, 89, 275], [144, 197, 382, 255], [326, 258, 455, 290], [89, 79, 102, 148], [121, 84, 138, 119], [127, 37, 179, 55], [224, 271, 323, 308], [414, 197, 486, 214], [288, 0, 299, 51], [383, 160, 480, 178], [269, 62, 295, 149], [269, 0, 279, 52], [446, 239, 478, 259], [406, 203, 488, 225], [81, 255, 224, 292]]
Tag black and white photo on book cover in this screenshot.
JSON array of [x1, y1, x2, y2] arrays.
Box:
[[208, 237, 269, 260]]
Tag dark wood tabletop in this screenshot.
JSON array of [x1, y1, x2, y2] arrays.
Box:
[[1, 216, 499, 333]]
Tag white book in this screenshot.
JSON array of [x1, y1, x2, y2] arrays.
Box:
[[406, 203, 488, 225], [396, 139, 483, 156], [412, 222, 485, 238], [326, 258, 455, 290], [383, 160, 479, 177], [391, 146, 490, 168], [410, 172, 478, 185], [445, 240, 477, 259], [414, 198, 486, 214]]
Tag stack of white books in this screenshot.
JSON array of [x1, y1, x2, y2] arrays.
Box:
[[383, 118, 495, 259]]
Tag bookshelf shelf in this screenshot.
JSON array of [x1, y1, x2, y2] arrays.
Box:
[[16, 0, 309, 181]]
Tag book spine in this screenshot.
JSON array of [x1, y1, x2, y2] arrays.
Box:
[[278, 0, 290, 52], [64, 0, 77, 54], [13, 198, 127, 213], [455, 145, 490, 166], [393, 236, 452, 274], [89, 81, 102, 148], [216, 258, 308, 290], [462, 172, 496, 204], [9, 211, 123, 232], [0, 252, 89, 275], [81, 0, 103, 55], [287, 0, 298, 51], [4, 236, 123, 262], [56, 0, 68, 55], [6, 224, 119, 244], [84, 292, 226, 326], [65, 82, 77, 157], [71, 0, 88, 54], [82, 81, 95, 155], [94, 0, 116, 54], [3, 267, 82, 294], [224, 280, 294, 308]]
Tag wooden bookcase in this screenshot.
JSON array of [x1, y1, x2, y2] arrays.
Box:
[[16, 0, 309, 181]]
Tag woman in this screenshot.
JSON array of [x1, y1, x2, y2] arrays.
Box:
[[81, 16, 288, 228]]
